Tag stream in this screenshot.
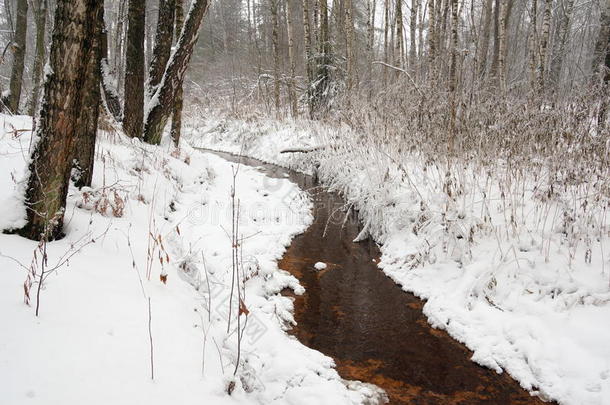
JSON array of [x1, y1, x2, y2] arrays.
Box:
[[209, 150, 547, 405]]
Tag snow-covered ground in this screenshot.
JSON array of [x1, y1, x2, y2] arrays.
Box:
[[0, 114, 384, 405], [190, 114, 610, 405]]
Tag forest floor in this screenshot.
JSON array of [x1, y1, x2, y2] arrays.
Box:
[[0, 113, 383, 405], [190, 114, 610, 405]]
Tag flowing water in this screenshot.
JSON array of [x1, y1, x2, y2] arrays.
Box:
[[208, 150, 548, 405]]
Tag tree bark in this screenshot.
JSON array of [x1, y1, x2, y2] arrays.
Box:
[[100, 22, 124, 122], [170, 0, 185, 147], [143, 0, 211, 145], [409, 0, 418, 73], [490, 0, 500, 78], [550, 0, 574, 86], [270, 0, 281, 114], [478, 0, 493, 77], [345, 0, 355, 90], [313, 0, 331, 113], [537, 0, 552, 89], [19, 0, 103, 241], [6, 0, 28, 113], [302, 0, 314, 115], [428, 0, 437, 83], [148, 0, 176, 93], [29, 0, 47, 117], [529, 0, 538, 88], [74, 3, 104, 189], [286, 0, 298, 115], [123, 0, 145, 138], [592, 0, 610, 83], [395, 0, 404, 75]]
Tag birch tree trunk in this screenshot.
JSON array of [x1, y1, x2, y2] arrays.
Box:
[[367, 0, 376, 86], [429, 0, 438, 83], [409, 0, 418, 73], [286, 0, 298, 115], [143, 0, 211, 145], [124, 0, 145, 139], [345, 0, 355, 90], [592, 0, 610, 83], [395, 0, 404, 76], [6, 0, 28, 113], [302, 0, 314, 115], [29, 0, 47, 116], [170, 0, 185, 147], [270, 0, 281, 114], [478, 0, 493, 78], [537, 0, 552, 89], [490, 0, 500, 78], [20, 0, 103, 241], [550, 0, 574, 86], [101, 21, 124, 122], [529, 0, 538, 88], [498, 0, 508, 88]]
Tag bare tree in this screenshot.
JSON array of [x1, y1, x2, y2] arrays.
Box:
[[143, 0, 211, 144]]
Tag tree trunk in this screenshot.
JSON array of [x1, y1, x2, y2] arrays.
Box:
[[409, 0, 418, 73], [270, 0, 281, 114], [313, 0, 331, 113], [142, 0, 211, 145], [478, 0, 493, 77], [592, 0, 610, 83], [74, 3, 104, 189], [123, 0, 145, 138], [345, 0, 355, 90], [429, 0, 437, 83], [170, 0, 185, 147], [148, 0, 176, 93], [100, 22, 124, 122], [29, 0, 47, 117], [367, 0, 376, 87], [6, 0, 28, 113], [537, 0, 552, 89], [550, 0, 574, 86], [395, 0, 404, 75], [286, 0, 298, 115], [529, 0, 538, 88], [383, 0, 390, 84], [302, 0, 314, 115], [19, 0, 103, 241], [498, 0, 508, 88], [490, 0, 500, 78]]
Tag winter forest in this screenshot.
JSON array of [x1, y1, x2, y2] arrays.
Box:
[[0, 0, 609, 403]]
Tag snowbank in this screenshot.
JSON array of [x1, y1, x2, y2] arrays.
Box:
[[190, 114, 610, 405], [0, 114, 384, 405]]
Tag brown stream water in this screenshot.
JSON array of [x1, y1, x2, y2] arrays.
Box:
[[209, 150, 548, 405]]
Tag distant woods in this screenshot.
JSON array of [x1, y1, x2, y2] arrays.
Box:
[[188, 0, 608, 117]]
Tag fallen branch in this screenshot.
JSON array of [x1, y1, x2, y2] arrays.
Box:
[[280, 145, 327, 154]]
